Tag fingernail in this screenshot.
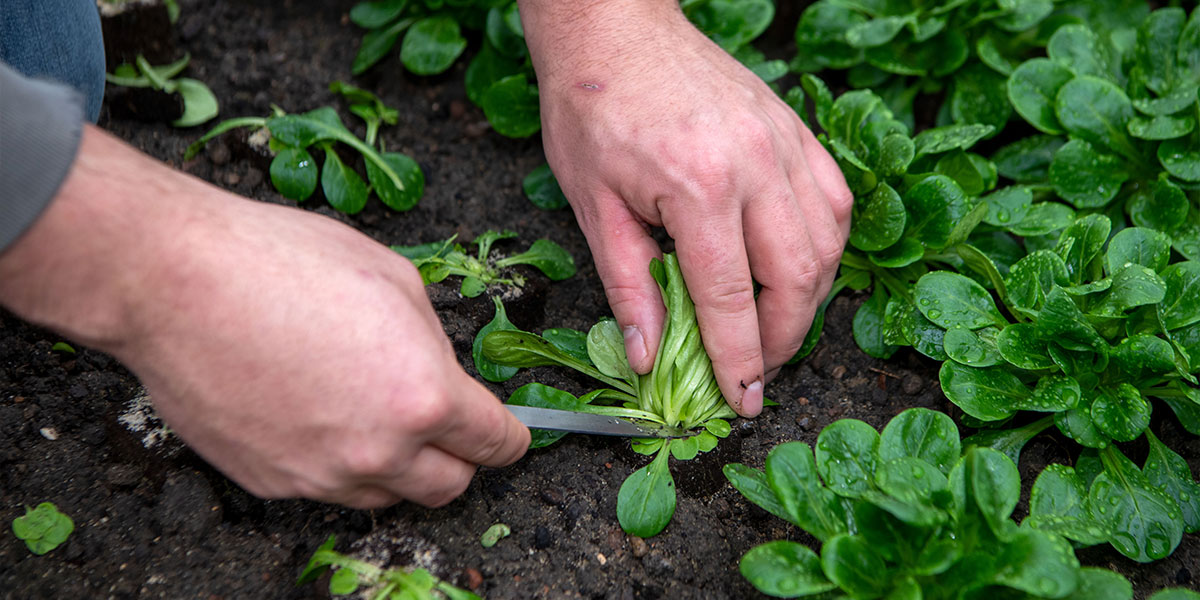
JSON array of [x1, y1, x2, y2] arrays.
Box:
[[740, 380, 763, 418], [623, 325, 649, 372]]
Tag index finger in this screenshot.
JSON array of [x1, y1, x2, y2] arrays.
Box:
[[667, 203, 764, 418]]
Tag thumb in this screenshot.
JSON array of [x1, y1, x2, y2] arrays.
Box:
[[571, 189, 664, 374]]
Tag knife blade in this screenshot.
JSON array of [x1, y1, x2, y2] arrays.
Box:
[[506, 405, 689, 438]]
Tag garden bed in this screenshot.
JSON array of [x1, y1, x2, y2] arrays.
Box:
[[1, 0, 1197, 598]]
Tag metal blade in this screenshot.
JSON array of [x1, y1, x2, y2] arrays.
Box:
[[506, 405, 686, 438]]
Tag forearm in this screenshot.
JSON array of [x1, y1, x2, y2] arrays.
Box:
[[517, 0, 685, 82], [0, 124, 212, 350]]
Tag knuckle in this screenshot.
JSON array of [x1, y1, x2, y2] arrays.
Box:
[[815, 237, 846, 271], [827, 185, 855, 223], [339, 442, 394, 479], [701, 276, 757, 316], [398, 393, 453, 435]]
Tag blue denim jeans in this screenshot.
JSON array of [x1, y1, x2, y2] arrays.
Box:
[[1, 0, 105, 122]]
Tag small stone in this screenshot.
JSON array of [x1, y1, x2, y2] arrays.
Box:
[[207, 141, 231, 166], [224, 172, 241, 186], [830, 365, 847, 379], [449, 100, 468, 119], [539, 488, 564, 506], [796, 415, 812, 430], [628, 535, 650, 558], [465, 568, 483, 590], [827, 405, 845, 418], [242, 167, 264, 189], [533, 525, 552, 549], [902, 374, 923, 395], [797, 397, 809, 406], [596, 552, 607, 565], [39, 427, 58, 441]]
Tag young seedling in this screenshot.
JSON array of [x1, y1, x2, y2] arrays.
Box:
[[726, 408, 1133, 599], [11, 502, 74, 555], [105, 54, 218, 127], [297, 535, 478, 600], [482, 253, 743, 537], [185, 99, 424, 214], [393, 230, 575, 299]]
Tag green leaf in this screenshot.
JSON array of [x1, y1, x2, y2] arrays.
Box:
[[172, 78, 219, 127], [904, 175, 971, 250], [480, 74, 541, 138], [1027, 464, 1111, 545], [349, 0, 406, 29], [351, 18, 411, 75], [1143, 430, 1200, 533], [1107, 227, 1171, 274], [1091, 447, 1184, 562], [793, 3, 866, 71], [482, 330, 634, 394], [814, 419, 880, 499], [1132, 88, 1198, 116], [868, 237, 925, 268], [944, 326, 1003, 368], [992, 134, 1064, 182], [739, 541, 837, 597], [1056, 400, 1114, 449], [912, 124, 994, 157], [993, 528, 1081, 597], [1064, 568, 1130, 600], [266, 110, 406, 196], [873, 405, 955, 475], [540, 328, 590, 364], [764, 442, 850, 542], [617, 447, 676, 538], [967, 447, 1021, 536], [485, 6, 526, 59], [1160, 261, 1200, 330], [464, 43, 526, 105], [523, 164, 568, 211], [853, 285, 898, 359], [821, 535, 889, 598], [1007, 202, 1075, 237], [1056, 214, 1111, 284], [845, 15, 910, 48], [1055, 76, 1137, 158], [914, 271, 1005, 330], [320, 145, 368, 214], [368, 151, 423, 211], [507, 383, 580, 449], [899, 299, 950, 360], [1009, 58, 1074, 134], [473, 297, 519, 383], [995, 0, 1054, 32], [996, 322, 1055, 369], [1129, 176, 1189, 232], [850, 183, 906, 252], [1019, 374, 1082, 412], [1049, 139, 1128, 209], [939, 362, 1024, 422], [724, 463, 793, 524], [12, 502, 73, 555], [269, 147, 318, 201], [586, 319, 634, 382], [950, 63, 1011, 131], [1148, 590, 1200, 600], [1158, 137, 1200, 182], [400, 17, 467, 75], [1006, 250, 1070, 313], [688, 0, 774, 51], [496, 239, 576, 280], [1128, 113, 1195, 140], [1037, 287, 1107, 352], [1047, 23, 1113, 79], [328, 568, 359, 595], [982, 186, 1032, 228], [1136, 7, 1187, 96]]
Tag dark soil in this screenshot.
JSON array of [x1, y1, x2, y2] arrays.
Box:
[[2, 1, 1196, 598]]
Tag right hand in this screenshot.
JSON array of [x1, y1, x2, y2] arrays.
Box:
[[0, 126, 530, 508]]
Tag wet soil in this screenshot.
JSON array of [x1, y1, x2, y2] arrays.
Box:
[[2, 1, 1196, 598]]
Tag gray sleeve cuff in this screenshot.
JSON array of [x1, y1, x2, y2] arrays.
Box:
[[0, 61, 85, 252]]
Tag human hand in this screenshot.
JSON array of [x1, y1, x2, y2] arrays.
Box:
[[0, 126, 530, 508], [519, 1, 853, 417]]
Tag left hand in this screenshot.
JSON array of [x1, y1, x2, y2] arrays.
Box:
[[519, 0, 853, 417]]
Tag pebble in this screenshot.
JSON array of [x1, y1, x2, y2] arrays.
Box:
[[796, 396, 809, 406], [39, 427, 58, 441], [224, 172, 241, 186], [533, 525, 553, 549], [902, 374, 923, 395], [628, 535, 649, 558], [465, 568, 483, 590], [796, 415, 812, 430], [243, 167, 264, 189], [538, 488, 564, 506], [207, 141, 231, 166], [830, 365, 847, 379]]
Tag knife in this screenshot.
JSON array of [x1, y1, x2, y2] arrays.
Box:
[[506, 405, 690, 438]]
